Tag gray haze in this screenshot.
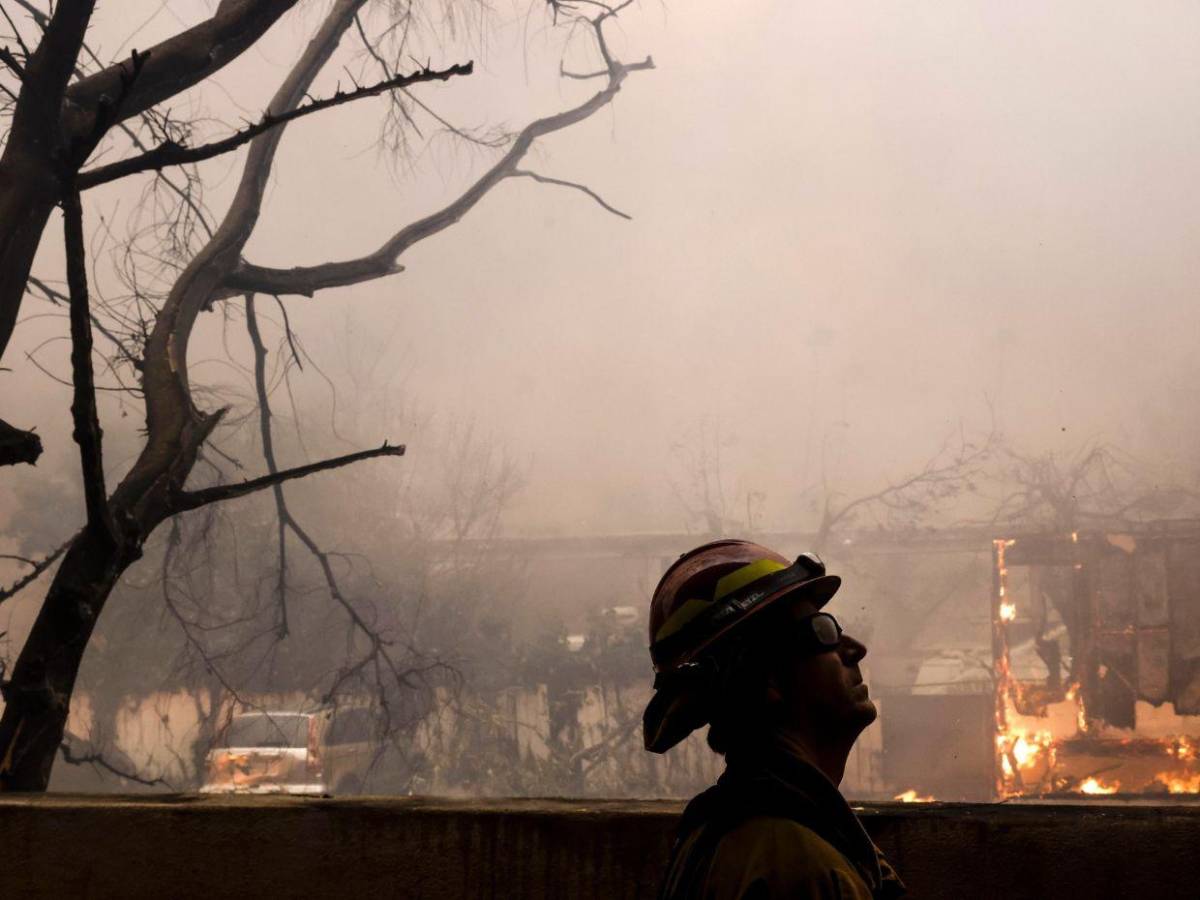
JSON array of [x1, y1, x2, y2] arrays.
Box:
[[6, 0, 1200, 541]]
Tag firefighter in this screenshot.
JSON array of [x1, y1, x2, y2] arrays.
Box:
[[644, 539, 905, 899]]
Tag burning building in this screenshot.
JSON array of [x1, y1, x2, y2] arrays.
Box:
[[993, 523, 1200, 798]]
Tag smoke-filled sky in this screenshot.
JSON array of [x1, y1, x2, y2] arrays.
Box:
[[7, 0, 1200, 538]]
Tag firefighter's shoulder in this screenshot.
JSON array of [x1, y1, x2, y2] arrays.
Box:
[[702, 815, 875, 900]]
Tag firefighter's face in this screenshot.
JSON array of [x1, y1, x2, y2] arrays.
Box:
[[772, 598, 877, 738]]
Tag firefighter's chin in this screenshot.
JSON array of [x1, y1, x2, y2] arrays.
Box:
[[848, 682, 878, 728]]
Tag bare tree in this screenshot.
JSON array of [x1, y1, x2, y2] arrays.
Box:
[[809, 424, 997, 554], [0, 1, 653, 791], [987, 440, 1200, 533], [669, 419, 766, 536]]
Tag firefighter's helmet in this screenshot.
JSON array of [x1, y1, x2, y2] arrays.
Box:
[[642, 539, 840, 753]]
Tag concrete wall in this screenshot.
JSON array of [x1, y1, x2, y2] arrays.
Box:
[[2, 795, 1199, 899]]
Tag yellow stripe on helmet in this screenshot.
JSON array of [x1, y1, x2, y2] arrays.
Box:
[[713, 558, 788, 602], [653, 597, 712, 643], [653, 558, 790, 646]]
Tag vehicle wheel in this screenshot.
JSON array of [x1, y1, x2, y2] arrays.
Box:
[[334, 776, 362, 796]]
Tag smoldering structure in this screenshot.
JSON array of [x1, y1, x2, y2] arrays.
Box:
[[881, 522, 1200, 801], [992, 525, 1200, 797]]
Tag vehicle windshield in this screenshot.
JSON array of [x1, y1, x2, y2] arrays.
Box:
[[221, 714, 310, 749]]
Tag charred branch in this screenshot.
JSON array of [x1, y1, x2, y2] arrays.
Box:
[[223, 258, 403, 299], [77, 61, 473, 189], [0, 541, 68, 606], [61, 0, 301, 140], [173, 442, 406, 513]]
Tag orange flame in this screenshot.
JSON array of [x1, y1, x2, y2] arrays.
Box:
[[1169, 737, 1196, 762], [1152, 772, 1200, 793], [893, 789, 935, 803], [1079, 776, 1119, 795]]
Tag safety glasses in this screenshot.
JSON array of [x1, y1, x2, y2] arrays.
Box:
[[795, 612, 843, 655]]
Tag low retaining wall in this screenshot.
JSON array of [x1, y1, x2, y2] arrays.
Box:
[[2, 795, 1198, 898]]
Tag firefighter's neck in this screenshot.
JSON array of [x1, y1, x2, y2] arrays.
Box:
[[771, 728, 853, 787]]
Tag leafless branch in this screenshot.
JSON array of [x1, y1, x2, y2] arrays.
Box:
[[0, 539, 69, 605], [59, 740, 170, 788], [6, 0, 47, 31], [77, 61, 473, 189], [173, 442, 406, 512], [560, 64, 608, 81], [0, 45, 24, 79], [509, 169, 631, 219], [270, 295, 303, 372]]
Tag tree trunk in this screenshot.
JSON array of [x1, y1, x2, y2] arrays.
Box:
[[0, 527, 138, 791], [0, 161, 61, 467], [0, 151, 61, 377]]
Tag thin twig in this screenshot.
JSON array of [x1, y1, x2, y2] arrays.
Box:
[[59, 740, 170, 788], [509, 169, 631, 219], [245, 293, 290, 637]]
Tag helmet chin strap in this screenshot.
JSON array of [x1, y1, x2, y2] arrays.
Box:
[[653, 639, 746, 693]]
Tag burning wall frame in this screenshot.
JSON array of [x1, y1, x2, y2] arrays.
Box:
[[992, 522, 1200, 797]]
